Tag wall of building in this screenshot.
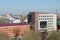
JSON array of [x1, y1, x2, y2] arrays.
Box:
[[57, 21, 60, 30], [28, 12, 57, 32], [38, 14, 57, 31], [27, 12, 35, 30]]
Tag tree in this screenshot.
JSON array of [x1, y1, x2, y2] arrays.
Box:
[[0, 17, 6, 24], [20, 14, 27, 23]]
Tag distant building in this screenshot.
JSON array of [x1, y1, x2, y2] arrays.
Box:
[[57, 21, 60, 29], [0, 23, 30, 38], [5, 14, 21, 23], [57, 14, 60, 30], [24, 19, 28, 24], [27, 12, 57, 32]]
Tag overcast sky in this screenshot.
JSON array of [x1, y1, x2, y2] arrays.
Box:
[[0, 0, 60, 15]]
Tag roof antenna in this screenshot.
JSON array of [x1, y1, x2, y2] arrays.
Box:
[[56, 9, 58, 14]]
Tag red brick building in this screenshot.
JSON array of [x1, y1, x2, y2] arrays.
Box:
[[0, 23, 30, 38]]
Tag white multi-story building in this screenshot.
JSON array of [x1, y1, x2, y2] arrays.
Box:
[[38, 13, 57, 31]]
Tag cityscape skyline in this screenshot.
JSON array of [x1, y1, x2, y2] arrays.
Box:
[[0, 0, 60, 15]]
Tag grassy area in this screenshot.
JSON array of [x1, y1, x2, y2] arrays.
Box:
[[47, 31, 60, 40], [0, 30, 60, 40], [22, 30, 60, 40]]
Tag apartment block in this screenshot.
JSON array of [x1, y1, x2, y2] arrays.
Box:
[[38, 13, 57, 31], [27, 12, 57, 32]]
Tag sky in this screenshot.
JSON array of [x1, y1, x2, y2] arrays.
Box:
[[0, 0, 60, 15]]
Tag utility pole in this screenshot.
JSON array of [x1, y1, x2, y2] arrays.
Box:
[[56, 9, 58, 14]]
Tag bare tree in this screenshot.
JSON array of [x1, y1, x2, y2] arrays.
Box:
[[0, 17, 6, 24], [20, 14, 27, 23]]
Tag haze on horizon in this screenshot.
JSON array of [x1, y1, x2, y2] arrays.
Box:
[[0, 0, 60, 15]]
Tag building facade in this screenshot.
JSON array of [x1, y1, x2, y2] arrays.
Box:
[[57, 15, 60, 30], [28, 12, 57, 32], [38, 13, 57, 31], [57, 21, 60, 30]]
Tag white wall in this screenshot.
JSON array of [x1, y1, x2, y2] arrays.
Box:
[[38, 14, 57, 31]]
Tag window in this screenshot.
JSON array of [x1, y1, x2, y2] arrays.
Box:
[[47, 18, 53, 20], [48, 21, 53, 22], [29, 15, 32, 17], [40, 21, 47, 28], [47, 16, 53, 17], [48, 23, 53, 25], [39, 16, 40, 17], [39, 19, 40, 20]]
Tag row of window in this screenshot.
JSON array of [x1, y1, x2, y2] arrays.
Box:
[[48, 23, 53, 25], [39, 16, 53, 17], [48, 21, 53, 22], [39, 18, 53, 20], [40, 25, 53, 28], [48, 25, 53, 27], [47, 28, 53, 30]]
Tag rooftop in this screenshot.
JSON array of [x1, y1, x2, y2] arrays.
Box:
[[0, 23, 28, 27]]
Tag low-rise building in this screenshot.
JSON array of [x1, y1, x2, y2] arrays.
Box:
[[0, 23, 30, 38], [5, 14, 21, 23]]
